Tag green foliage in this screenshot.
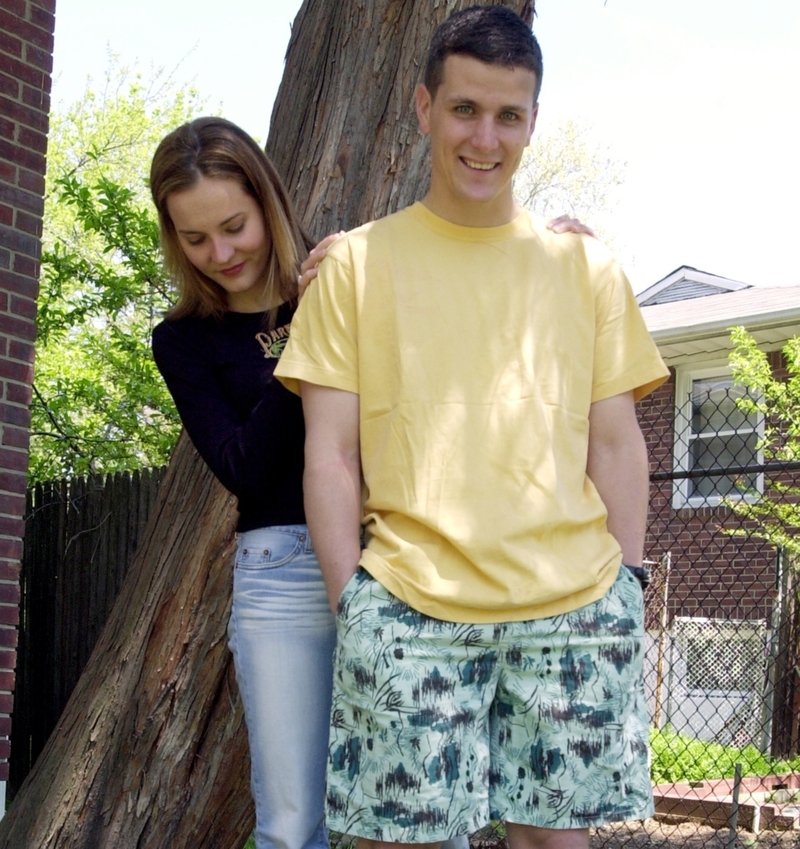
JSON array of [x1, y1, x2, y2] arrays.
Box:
[[650, 726, 800, 784], [31, 60, 205, 481], [725, 327, 800, 559]]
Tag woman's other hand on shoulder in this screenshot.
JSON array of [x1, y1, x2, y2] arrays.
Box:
[[546, 215, 596, 238], [298, 231, 346, 299]]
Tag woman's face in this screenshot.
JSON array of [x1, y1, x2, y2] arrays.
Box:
[[167, 175, 273, 312]]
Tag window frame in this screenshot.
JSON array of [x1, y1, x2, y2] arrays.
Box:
[[672, 362, 764, 509]]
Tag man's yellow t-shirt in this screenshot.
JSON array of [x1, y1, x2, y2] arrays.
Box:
[[276, 203, 668, 623]]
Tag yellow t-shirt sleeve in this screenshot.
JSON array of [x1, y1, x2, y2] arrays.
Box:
[[274, 250, 359, 396], [591, 257, 669, 403]]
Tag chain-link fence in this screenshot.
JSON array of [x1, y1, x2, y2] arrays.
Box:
[[618, 375, 800, 848]]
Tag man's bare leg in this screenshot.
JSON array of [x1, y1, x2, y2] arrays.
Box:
[[506, 822, 590, 849]]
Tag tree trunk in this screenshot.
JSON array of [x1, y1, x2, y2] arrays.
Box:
[[0, 2, 533, 846]]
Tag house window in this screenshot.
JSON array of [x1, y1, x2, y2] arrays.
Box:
[[673, 365, 762, 508]]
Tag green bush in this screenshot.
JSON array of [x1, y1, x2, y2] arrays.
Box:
[[650, 726, 800, 784]]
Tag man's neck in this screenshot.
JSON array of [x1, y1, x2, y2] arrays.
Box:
[[419, 193, 522, 228]]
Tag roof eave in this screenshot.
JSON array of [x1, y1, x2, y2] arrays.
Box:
[[647, 306, 800, 343]]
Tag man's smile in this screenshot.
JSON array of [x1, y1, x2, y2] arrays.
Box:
[[462, 158, 497, 171]]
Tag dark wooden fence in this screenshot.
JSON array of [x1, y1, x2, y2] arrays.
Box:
[[10, 467, 165, 798]]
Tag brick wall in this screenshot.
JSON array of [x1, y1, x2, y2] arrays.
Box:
[[639, 370, 778, 625], [0, 0, 55, 781]]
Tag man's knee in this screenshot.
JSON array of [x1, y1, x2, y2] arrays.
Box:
[[506, 822, 589, 849]]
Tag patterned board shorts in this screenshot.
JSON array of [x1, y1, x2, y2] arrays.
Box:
[[326, 566, 654, 842]]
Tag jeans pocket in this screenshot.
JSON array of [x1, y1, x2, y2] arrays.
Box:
[[235, 528, 308, 571]]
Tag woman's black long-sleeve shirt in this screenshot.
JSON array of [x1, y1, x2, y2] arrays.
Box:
[[151, 303, 306, 532]]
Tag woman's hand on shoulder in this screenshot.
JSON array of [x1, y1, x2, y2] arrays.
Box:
[[546, 215, 596, 238], [298, 231, 346, 299]]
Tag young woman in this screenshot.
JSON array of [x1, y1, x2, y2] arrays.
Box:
[[150, 116, 592, 849]]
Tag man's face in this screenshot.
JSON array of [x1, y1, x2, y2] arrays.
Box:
[[416, 54, 538, 227]]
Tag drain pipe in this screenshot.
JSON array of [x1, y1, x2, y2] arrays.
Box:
[[726, 762, 743, 849]]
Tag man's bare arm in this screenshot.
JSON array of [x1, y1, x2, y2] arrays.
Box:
[[586, 391, 649, 567], [300, 381, 362, 612]]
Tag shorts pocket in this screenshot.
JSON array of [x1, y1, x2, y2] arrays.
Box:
[[336, 566, 365, 617]]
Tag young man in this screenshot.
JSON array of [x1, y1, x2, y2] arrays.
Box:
[[276, 7, 669, 849]]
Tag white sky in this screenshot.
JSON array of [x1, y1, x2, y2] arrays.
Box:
[[50, 0, 800, 294]]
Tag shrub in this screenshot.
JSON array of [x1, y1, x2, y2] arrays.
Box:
[[650, 726, 800, 784]]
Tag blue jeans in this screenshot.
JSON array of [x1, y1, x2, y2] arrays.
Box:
[[228, 525, 336, 849]]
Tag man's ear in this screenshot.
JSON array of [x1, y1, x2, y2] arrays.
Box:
[[415, 83, 432, 134]]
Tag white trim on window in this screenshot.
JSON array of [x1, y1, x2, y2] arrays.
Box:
[[672, 363, 764, 509]]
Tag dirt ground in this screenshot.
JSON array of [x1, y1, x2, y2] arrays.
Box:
[[468, 819, 800, 849]]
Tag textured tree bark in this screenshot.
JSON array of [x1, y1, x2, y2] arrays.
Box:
[[0, 1, 533, 846]]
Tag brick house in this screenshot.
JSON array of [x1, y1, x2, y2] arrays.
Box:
[[0, 0, 56, 807], [637, 266, 800, 751]]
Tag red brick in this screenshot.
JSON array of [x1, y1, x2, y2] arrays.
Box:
[[0, 693, 13, 713], [8, 338, 33, 362], [0, 159, 14, 180], [1, 270, 38, 300], [0, 580, 19, 603], [0, 471, 26, 496], [5, 381, 32, 405], [24, 41, 52, 74], [2, 425, 30, 451], [0, 71, 17, 98], [17, 166, 43, 195], [0, 312, 36, 341], [0, 716, 11, 736], [0, 675, 13, 696], [21, 82, 47, 111], [0, 32, 22, 59], [0, 139, 44, 176], [0, 626, 17, 648], [0, 178, 44, 213], [0, 204, 11, 226], [0, 493, 24, 517], [0, 53, 40, 88], [0, 763, 8, 781], [13, 207, 39, 235], [10, 293, 35, 319], [0, 9, 53, 52], [32, 0, 57, 14], [0, 226, 42, 258], [0, 0, 26, 18], [0, 93, 47, 132], [0, 517, 22, 537], [0, 448, 28, 475], [0, 604, 18, 626], [17, 124, 46, 154], [11, 253, 38, 278], [30, 4, 55, 33], [0, 359, 33, 380], [0, 249, 9, 269]]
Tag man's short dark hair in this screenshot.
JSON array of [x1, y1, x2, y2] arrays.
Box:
[[424, 5, 543, 102]]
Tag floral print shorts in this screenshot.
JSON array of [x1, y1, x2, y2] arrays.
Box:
[[326, 566, 654, 841]]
